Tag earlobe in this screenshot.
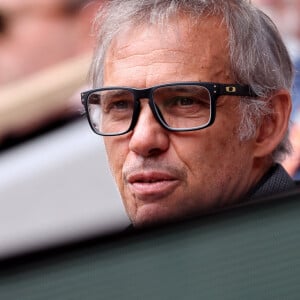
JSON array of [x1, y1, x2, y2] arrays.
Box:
[[253, 90, 292, 158]]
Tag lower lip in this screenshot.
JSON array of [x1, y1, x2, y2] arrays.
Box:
[[128, 180, 179, 201]]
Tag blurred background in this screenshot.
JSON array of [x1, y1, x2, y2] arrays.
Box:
[[0, 0, 299, 258], [0, 0, 129, 258]]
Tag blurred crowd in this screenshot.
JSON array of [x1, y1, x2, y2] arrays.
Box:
[[0, 0, 300, 178], [0, 0, 102, 148]]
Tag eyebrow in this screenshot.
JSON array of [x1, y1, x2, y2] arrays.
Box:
[[157, 87, 193, 93], [102, 90, 132, 98]]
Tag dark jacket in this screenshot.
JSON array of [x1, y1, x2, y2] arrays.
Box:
[[247, 163, 295, 200]]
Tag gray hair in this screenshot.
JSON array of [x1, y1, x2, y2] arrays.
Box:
[[90, 0, 294, 162]]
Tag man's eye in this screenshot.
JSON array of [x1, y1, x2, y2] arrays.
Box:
[[174, 97, 195, 106], [168, 96, 204, 107], [104, 99, 133, 113], [112, 100, 130, 109]]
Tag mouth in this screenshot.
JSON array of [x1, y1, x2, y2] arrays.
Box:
[[126, 171, 180, 201]]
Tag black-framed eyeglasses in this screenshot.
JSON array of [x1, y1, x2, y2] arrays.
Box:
[[81, 82, 257, 136]]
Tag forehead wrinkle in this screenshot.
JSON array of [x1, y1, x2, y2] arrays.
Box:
[[104, 15, 233, 88], [106, 47, 201, 85], [108, 47, 214, 74], [110, 46, 190, 63], [106, 16, 229, 73]]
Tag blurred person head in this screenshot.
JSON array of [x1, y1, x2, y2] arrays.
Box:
[[252, 0, 300, 59], [82, 0, 294, 228], [0, 0, 101, 85]]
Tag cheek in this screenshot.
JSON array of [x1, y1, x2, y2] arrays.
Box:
[[174, 122, 242, 179], [104, 138, 128, 184]]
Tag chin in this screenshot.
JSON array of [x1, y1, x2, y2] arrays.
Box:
[[131, 206, 191, 229], [130, 200, 217, 228]]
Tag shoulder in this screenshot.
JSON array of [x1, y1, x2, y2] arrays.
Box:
[[247, 163, 296, 200]]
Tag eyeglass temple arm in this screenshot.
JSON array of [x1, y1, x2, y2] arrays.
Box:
[[218, 84, 257, 97]]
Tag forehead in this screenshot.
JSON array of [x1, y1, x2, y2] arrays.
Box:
[[104, 14, 232, 86], [109, 14, 228, 56]]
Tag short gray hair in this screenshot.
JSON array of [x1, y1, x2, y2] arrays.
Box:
[[90, 0, 294, 162]]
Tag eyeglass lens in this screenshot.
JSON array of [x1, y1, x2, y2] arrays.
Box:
[[87, 85, 212, 135]]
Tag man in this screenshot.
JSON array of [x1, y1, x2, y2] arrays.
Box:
[[82, 0, 295, 228]]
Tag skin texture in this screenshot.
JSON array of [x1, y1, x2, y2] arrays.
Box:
[[102, 15, 285, 227]]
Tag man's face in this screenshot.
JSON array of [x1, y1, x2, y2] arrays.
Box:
[[103, 16, 259, 227], [0, 0, 81, 85]]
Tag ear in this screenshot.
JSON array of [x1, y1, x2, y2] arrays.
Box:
[[253, 89, 292, 159]]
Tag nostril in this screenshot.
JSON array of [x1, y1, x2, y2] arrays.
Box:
[[148, 148, 164, 157]]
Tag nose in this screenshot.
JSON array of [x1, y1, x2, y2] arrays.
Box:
[[128, 101, 170, 157]]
